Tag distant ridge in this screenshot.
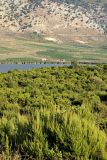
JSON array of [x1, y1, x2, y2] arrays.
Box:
[[0, 0, 107, 42]]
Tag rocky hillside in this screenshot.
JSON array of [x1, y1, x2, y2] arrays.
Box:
[[0, 0, 107, 37]]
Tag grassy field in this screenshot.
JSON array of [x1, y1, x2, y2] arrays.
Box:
[[0, 32, 107, 63]]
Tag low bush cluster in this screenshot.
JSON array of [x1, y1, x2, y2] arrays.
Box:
[[0, 65, 107, 159]]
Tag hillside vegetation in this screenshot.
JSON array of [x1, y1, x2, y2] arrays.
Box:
[[0, 65, 107, 159], [0, 0, 107, 62], [0, 0, 107, 36]]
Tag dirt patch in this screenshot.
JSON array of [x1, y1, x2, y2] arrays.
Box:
[[76, 40, 88, 44]]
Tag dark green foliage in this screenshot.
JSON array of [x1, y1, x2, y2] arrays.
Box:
[[0, 65, 107, 159]]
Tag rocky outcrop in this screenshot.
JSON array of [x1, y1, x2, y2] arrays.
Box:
[[0, 0, 106, 35]]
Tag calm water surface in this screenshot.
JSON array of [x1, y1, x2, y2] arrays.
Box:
[[0, 63, 69, 73]]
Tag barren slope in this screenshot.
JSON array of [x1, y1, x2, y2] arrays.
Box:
[[0, 0, 107, 38]]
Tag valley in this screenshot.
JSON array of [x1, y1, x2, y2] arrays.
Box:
[[0, 1, 107, 159], [0, 32, 107, 64]]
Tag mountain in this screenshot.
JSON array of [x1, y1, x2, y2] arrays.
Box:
[[0, 0, 107, 42]]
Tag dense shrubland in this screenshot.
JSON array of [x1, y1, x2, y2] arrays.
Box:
[[0, 65, 107, 159]]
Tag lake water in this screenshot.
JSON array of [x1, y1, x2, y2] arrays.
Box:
[[0, 63, 70, 73]]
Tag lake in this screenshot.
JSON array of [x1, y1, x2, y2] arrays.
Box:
[[0, 63, 70, 73]]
